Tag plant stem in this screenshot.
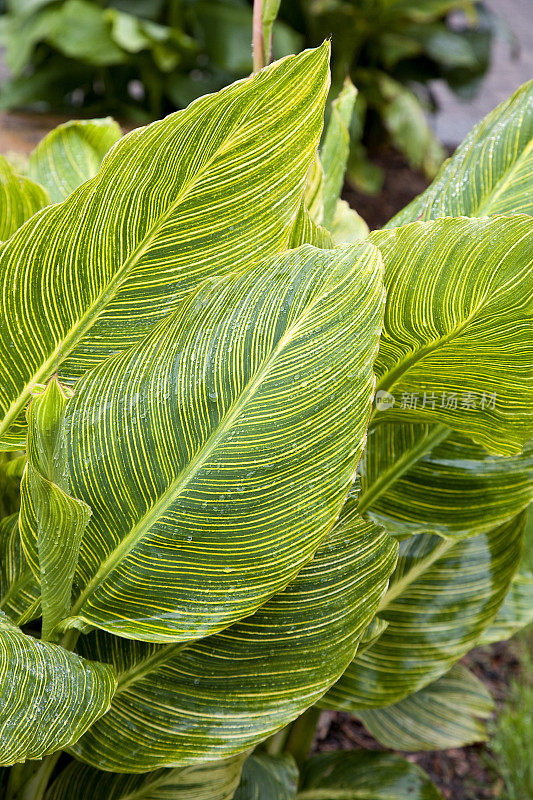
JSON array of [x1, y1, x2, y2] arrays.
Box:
[[284, 706, 322, 768], [252, 0, 265, 73], [6, 752, 61, 800], [264, 725, 292, 755]]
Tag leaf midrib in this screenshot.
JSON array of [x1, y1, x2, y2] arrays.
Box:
[[69, 281, 337, 617]]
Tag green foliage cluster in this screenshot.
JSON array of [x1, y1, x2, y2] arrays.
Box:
[[0, 41, 531, 800], [0, 1, 498, 188]]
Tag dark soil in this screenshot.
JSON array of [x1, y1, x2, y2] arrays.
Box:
[[314, 641, 523, 800]]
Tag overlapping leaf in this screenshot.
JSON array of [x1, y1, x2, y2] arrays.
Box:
[[0, 514, 40, 625], [0, 155, 49, 241], [358, 422, 533, 538], [298, 751, 443, 800], [0, 45, 330, 448], [389, 79, 533, 225], [321, 512, 525, 710], [234, 754, 298, 800], [45, 755, 244, 800], [358, 664, 494, 751], [369, 215, 533, 455], [321, 78, 357, 228], [39, 244, 384, 643], [0, 613, 116, 766], [28, 117, 122, 203], [70, 505, 396, 770]]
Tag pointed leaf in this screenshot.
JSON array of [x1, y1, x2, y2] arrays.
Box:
[[70, 507, 396, 770], [370, 215, 533, 455], [0, 45, 330, 446], [0, 614, 116, 766], [45, 755, 245, 800], [0, 155, 49, 241], [359, 423, 533, 539], [49, 243, 384, 643], [287, 200, 333, 249], [234, 754, 297, 800], [389, 79, 533, 226], [358, 664, 494, 751], [298, 751, 443, 800], [331, 199, 368, 244], [321, 512, 525, 710], [0, 514, 40, 625], [28, 117, 122, 203], [321, 78, 357, 228]]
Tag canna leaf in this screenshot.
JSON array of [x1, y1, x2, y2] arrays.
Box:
[[320, 77, 357, 228], [70, 506, 396, 770], [388, 79, 533, 226], [0, 612, 116, 766], [19, 378, 91, 640], [370, 215, 533, 455], [286, 200, 333, 249], [28, 117, 122, 203], [45, 755, 245, 800], [234, 754, 298, 800], [0, 514, 40, 625], [0, 155, 49, 241], [0, 45, 330, 448], [298, 751, 443, 800], [321, 511, 525, 710], [45, 243, 385, 643], [358, 423, 533, 539], [358, 664, 494, 751], [330, 199, 368, 244]]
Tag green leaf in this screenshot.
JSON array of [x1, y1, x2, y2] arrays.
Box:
[[0, 155, 49, 241], [28, 117, 122, 203], [70, 506, 396, 770], [389, 79, 533, 225], [358, 423, 533, 539], [370, 215, 533, 455], [0, 613, 116, 766], [321, 512, 525, 710], [0, 514, 40, 625], [286, 200, 333, 249], [330, 199, 368, 244], [45, 0, 127, 65], [358, 664, 494, 751], [19, 379, 91, 641], [0, 45, 331, 446], [48, 243, 384, 643], [298, 751, 443, 800], [45, 755, 245, 800], [234, 754, 297, 800], [321, 78, 357, 228]]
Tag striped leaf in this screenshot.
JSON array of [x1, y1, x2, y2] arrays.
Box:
[[46, 243, 385, 643], [0, 45, 330, 448], [389, 79, 533, 226], [370, 215, 533, 455], [286, 200, 333, 249], [358, 664, 494, 751], [19, 379, 91, 640], [0, 613, 116, 766], [0, 155, 49, 241], [0, 513, 40, 625], [358, 423, 533, 539], [69, 505, 396, 770], [28, 117, 122, 203], [45, 756, 245, 800], [321, 78, 357, 229], [298, 751, 443, 800], [321, 512, 525, 711], [234, 754, 298, 800]]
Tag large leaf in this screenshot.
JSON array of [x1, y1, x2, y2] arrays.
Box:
[[234, 754, 298, 800], [320, 77, 357, 228], [0, 45, 330, 447], [389, 79, 533, 226], [70, 506, 396, 770], [28, 117, 122, 203], [39, 243, 385, 643], [359, 423, 533, 539], [45, 755, 244, 800], [298, 751, 443, 800], [358, 664, 494, 751], [0, 513, 40, 625], [370, 215, 533, 455], [0, 155, 49, 241], [321, 512, 525, 710], [0, 613, 116, 766]]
